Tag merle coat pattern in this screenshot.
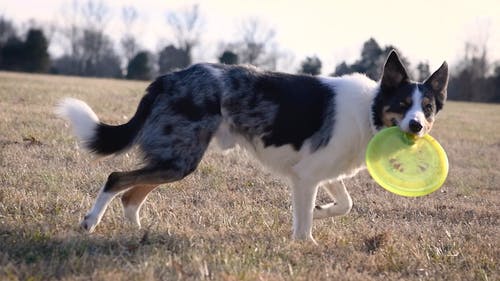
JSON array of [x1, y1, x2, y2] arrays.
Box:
[[57, 51, 449, 242]]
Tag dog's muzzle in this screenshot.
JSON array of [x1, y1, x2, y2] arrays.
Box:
[[408, 120, 423, 134]]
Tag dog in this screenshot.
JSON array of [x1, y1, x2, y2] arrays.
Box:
[[56, 51, 448, 242]]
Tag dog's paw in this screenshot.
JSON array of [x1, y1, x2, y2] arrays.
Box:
[[122, 204, 142, 228], [313, 203, 335, 219], [80, 214, 98, 233], [313, 201, 352, 219], [292, 233, 318, 245]]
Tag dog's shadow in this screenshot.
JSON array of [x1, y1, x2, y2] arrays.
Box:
[[0, 224, 192, 278]]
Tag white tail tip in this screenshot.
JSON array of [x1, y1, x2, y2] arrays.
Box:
[[55, 98, 99, 145]]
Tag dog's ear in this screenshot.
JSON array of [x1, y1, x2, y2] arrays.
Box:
[[424, 61, 448, 111], [424, 61, 448, 93], [381, 50, 409, 89]]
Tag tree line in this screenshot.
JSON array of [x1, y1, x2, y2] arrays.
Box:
[[0, 3, 498, 103]]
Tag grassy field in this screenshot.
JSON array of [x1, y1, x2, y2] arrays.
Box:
[[0, 71, 498, 281]]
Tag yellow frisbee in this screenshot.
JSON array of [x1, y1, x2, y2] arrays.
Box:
[[365, 127, 449, 197]]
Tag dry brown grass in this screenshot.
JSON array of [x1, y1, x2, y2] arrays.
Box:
[[0, 71, 498, 281]]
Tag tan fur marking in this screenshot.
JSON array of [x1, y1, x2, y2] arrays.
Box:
[[425, 118, 434, 132], [422, 97, 434, 133], [382, 106, 403, 127], [422, 97, 431, 106], [121, 185, 158, 207]]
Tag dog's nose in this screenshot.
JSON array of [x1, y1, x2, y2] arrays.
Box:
[[409, 120, 423, 133]]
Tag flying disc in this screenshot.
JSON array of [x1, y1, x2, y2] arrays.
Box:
[[365, 127, 448, 197]]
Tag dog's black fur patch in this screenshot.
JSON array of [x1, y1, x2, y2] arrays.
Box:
[[372, 81, 415, 129], [221, 66, 335, 151], [255, 73, 334, 150], [171, 94, 205, 121]]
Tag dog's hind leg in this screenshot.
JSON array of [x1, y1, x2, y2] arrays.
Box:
[[121, 184, 158, 227], [313, 179, 352, 220], [80, 163, 187, 233]]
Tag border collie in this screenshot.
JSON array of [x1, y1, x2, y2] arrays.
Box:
[[56, 51, 448, 242]]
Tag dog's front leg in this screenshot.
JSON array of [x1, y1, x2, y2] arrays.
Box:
[[291, 180, 319, 243], [81, 185, 117, 233], [313, 179, 352, 219]]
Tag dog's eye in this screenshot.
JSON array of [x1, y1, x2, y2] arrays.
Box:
[[423, 103, 434, 117]]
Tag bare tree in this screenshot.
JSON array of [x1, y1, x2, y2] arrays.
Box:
[[56, 1, 85, 74], [80, 0, 110, 31], [240, 18, 275, 65], [224, 18, 280, 70], [79, 0, 110, 69], [120, 6, 139, 66], [448, 40, 491, 101], [55, 0, 121, 77], [165, 4, 203, 65], [447, 20, 497, 102], [458, 18, 491, 79], [462, 41, 489, 79], [0, 15, 16, 46]]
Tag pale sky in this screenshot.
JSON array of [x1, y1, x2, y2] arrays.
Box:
[[2, 0, 500, 75]]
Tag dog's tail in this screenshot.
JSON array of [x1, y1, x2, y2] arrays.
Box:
[[56, 77, 163, 155]]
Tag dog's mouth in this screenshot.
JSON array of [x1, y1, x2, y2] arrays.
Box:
[[402, 126, 426, 138], [392, 118, 427, 138]]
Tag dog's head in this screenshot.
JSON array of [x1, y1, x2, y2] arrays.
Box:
[[372, 51, 448, 137]]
